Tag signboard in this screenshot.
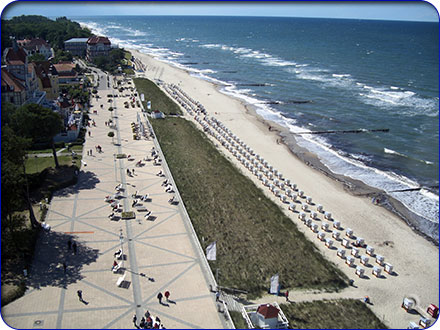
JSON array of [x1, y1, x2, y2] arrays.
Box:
[[269, 274, 279, 294], [147, 100, 151, 110], [141, 93, 145, 102]]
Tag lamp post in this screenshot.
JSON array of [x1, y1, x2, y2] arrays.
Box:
[[119, 228, 124, 268]]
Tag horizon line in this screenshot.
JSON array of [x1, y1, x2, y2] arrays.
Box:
[[5, 13, 437, 23]]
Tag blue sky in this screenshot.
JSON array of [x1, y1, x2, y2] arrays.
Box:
[[2, 1, 439, 22]]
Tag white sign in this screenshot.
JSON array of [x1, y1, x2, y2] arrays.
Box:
[[269, 274, 279, 294], [141, 93, 145, 102], [206, 241, 217, 261], [147, 100, 151, 110]]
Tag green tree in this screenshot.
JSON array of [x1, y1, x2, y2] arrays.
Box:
[[9, 104, 63, 168], [108, 131, 115, 144], [28, 53, 46, 62], [1, 125, 37, 230]]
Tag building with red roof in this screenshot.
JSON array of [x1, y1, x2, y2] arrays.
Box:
[[86, 36, 111, 62], [17, 38, 53, 60], [1, 68, 27, 106]]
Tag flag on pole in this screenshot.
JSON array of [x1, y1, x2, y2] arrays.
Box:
[[206, 241, 217, 261], [270, 274, 279, 294]]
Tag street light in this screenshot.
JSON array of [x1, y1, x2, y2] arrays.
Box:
[[119, 228, 124, 269]]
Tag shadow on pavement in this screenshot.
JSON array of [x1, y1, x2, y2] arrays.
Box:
[[22, 231, 100, 290], [53, 170, 100, 198]]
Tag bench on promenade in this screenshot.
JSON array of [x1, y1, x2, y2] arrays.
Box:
[[116, 272, 126, 287]]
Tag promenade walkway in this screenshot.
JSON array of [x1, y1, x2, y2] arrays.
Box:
[[2, 73, 227, 329]]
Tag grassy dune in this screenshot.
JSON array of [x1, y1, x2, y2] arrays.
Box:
[[281, 299, 387, 329], [133, 78, 182, 115], [151, 117, 347, 297]]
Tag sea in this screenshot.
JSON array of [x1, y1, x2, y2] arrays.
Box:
[[73, 16, 439, 241]]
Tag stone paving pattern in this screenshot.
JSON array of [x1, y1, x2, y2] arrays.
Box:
[[2, 72, 227, 329]]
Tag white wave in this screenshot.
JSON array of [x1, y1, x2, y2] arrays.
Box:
[[200, 43, 222, 48], [384, 148, 407, 157], [390, 86, 400, 90], [332, 74, 351, 78]]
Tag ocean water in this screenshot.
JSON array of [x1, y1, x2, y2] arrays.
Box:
[[74, 16, 439, 240]]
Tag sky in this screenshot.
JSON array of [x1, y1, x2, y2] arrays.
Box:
[[1, 1, 439, 22]]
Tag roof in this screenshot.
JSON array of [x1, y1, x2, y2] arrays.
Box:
[[4, 47, 27, 65], [53, 62, 75, 73], [87, 36, 111, 45], [18, 38, 49, 49], [65, 38, 89, 43], [33, 61, 58, 89], [1, 68, 26, 92], [256, 304, 279, 319]]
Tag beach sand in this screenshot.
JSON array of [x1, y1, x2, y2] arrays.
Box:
[[130, 49, 438, 328]]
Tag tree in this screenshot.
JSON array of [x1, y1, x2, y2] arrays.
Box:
[[108, 131, 115, 144], [1, 125, 38, 230], [9, 104, 63, 168], [28, 53, 46, 62]]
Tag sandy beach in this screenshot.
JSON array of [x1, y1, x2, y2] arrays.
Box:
[[130, 48, 438, 328]]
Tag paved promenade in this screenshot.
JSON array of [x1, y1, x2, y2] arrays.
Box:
[[2, 73, 227, 329]]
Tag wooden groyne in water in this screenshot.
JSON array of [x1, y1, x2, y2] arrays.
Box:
[[294, 128, 389, 135]]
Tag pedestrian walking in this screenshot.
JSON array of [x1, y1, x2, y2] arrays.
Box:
[[132, 313, 137, 326], [139, 317, 146, 329], [285, 290, 289, 302], [88, 131, 91, 137], [215, 290, 220, 302], [87, 150, 89, 156], [90, 149, 93, 156], [62, 261, 67, 273], [72, 242, 77, 255], [164, 291, 170, 302], [67, 239, 72, 250], [157, 292, 163, 304], [132, 169, 135, 175], [144, 310, 150, 319], [77, 290, 83, 302]]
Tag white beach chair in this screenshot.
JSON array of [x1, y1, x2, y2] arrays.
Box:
[[376, 255, 385, 266], [321, 222, 329, 231], [351, 247, 359, 258], [342, 238, 350, 248], [333, 220, 341, 229], [311, 211, 318, 219], [366, 246, 375, 256], [298, 190, 304, 197], [332, 230, 340, 240], [311, 223, 319, 233], [288, 202, 296, 212], [345, 256, 355, 267], [337, 248, 346, 259], [317, 231, 325, 241], [317, 204, 324, 213], [346, 228, 353, 238], [325, 238, 333, 248], [384, 263, 393, 274], [324, 212, 332, 220], [355, 266, 365, 277], [306, 196, 313, 204], [372, 265, 382, 277], [360, 255, 369, 266], [298, 212, 306, 220]]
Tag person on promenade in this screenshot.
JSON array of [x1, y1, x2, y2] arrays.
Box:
[[164, 291, 170, 302], [157, 292, 163, 304], [77, 290, 83, 302], [285, 290, 290, 302], [67, 239, 72, 250], [132, 313, 138, 328], [62, 261, 67, 274], [72, 242, 77, 255], [216, 290, 220, 302]]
